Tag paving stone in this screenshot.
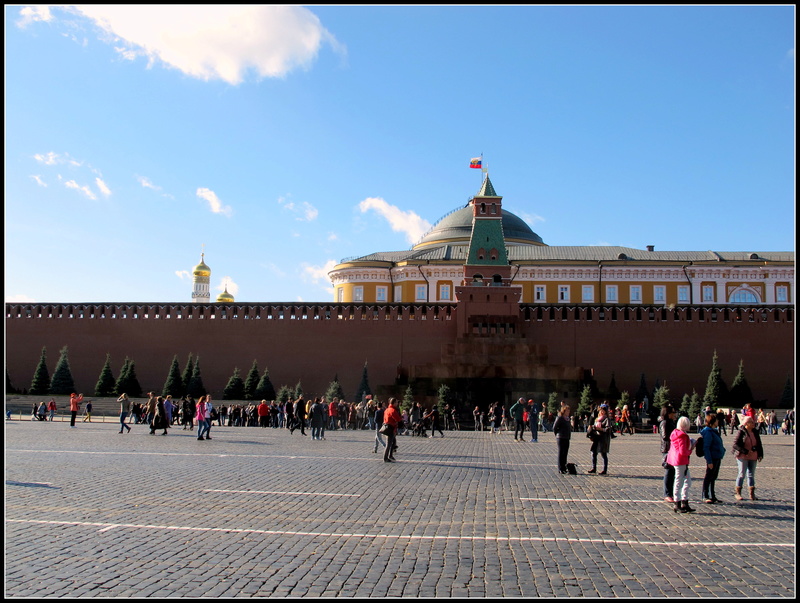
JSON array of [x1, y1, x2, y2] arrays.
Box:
[[4, 421, 796, 597]]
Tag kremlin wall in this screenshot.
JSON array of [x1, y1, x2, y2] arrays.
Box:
[[5, 176, 794, 408]]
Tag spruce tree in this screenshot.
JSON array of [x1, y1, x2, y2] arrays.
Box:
[[679, 393, 691, 416], [255, 368, 277, 402], [688, 390, 703, 420], [162, 355, 184, 398], [634, 374, 649, 406], [50, 346, 76, 395], [728, 359, 754, 407], [276, 385, 292, 405], [7, 368, 19, 395], [325, 379, 345, 403], [652, 385, 671, 413], [244, 360, 260, 400], [114, 357, 131, 396], [355, 361, 371, 403], [547, 392, 559, 416], [293, 380, 303, 400], [125, 360, 143, 398], [778, 374, 794, 409], [94, 353, 116, 397], [703, 350, 728, 407], [437, 383, 451, 413], [402, 384, 415, 414], [29, 346, 51, 396], [576, 384, 593, 418], [181, 353, 194, 396], [606, 372, 621, 406], [223, 368, 245, 400], [187, 357, 206, 398]]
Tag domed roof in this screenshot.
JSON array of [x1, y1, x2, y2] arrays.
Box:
[[216, 286, 234, 303], [193, 254, 211, 277], [413, 206, 545, 249]]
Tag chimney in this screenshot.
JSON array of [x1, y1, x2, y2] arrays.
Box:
[[646, 245, 655, 252]]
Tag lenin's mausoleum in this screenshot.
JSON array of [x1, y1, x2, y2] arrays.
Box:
[[5, 176, 794, 409]]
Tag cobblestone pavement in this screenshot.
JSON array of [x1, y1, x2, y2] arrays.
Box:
[[5, 420, 795, 598]]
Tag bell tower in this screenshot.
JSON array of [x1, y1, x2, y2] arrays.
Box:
[[192, 249, 211, 303]]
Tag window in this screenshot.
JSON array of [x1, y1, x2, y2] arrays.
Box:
[[678, 286, 689, 303], [415, 285, 427, 302], [337, 288, 344, 303], [730, 290, 758, 304], [534, 285, 546, 302], [376, 286, 387, 302], [582, 286, 594, 303], [654, 286, 666, 303], [558, 285, 570, 302], [630, 286, 642, 303], [776, 286, 788, 302], [606, 285, 618, 303], [353, 286, 364, 302], [439, 284, 451, 301], [703, 285, 714, 302], [394, 285, 402, 302]]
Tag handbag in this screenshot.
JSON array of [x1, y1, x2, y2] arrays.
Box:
[[379, 423, 392, 435]]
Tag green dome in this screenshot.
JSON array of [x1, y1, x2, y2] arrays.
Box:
[[413, 206, 545, 249]]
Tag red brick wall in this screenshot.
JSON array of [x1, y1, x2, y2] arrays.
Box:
[[5, 303, 793, 404]]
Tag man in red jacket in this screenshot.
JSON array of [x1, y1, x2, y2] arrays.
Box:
[[383, 398, 401, 463]]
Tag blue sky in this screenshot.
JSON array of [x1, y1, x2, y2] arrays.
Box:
[[5, 5, 795, 304]]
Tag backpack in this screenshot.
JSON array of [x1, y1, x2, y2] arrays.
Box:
[[695, 435, 704, 457]]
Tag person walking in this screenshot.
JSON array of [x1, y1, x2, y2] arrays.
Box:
[[424, 406, 444, 438], [510, 398, 526, 442], [700, 412, 725, 503], [382, 398, 401, 462], [667, 416, 695, 513], [291, 396, 307, 436], [117, 393, 132, 433], [733, 416, 764, 501], [658, 405, 678, 502], [553, 405, 572, 474], [373, 400, 387, 454], [68, 393, 83, 428], [587, 405, 612, 475], [195, 396, 209, 440], [82, 399, 93, 422], [150, 396, 169, 435]]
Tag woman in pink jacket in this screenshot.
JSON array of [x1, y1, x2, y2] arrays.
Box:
[[666, 416, 695, 513]]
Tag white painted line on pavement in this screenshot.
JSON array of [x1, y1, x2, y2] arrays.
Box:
[[6, 519, 794, 549], [203, 489, 360, 497]]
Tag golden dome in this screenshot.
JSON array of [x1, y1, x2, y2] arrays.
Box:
[[216, 286, 234, 303], [193, 253, 211, 277]]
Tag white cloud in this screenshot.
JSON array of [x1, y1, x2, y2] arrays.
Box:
[[216, 278, 239, 297], [71, 5, 342, 85], [5, 293, 37, 303], [16, 6, 52, 28], [278, 195, 319, 222], [301, 259, 338, 285], [137, 175, 161, 191], [95, 177, 112, 197], [64, 180, 97, 200], [34, 152, 61, 166], [196, 187, 232, 217], [358, 197, 432, 244], [175, 270, 191, 280], [31, 175, 47, 187]]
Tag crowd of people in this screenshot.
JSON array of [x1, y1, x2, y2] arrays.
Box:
[[24, 390, 792, 509]]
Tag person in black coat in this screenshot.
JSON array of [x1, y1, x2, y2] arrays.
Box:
[[659, 406, 677, 502], [553, 405, 572, 474]]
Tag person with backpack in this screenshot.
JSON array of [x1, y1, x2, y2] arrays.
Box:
[[699, 412, 725, 504], [658, 406, 678, 503]]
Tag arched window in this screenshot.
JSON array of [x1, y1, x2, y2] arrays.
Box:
[[729, 287, 761, 304]]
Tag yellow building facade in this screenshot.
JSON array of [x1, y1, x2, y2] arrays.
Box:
[[329, 177, 794, 307]]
